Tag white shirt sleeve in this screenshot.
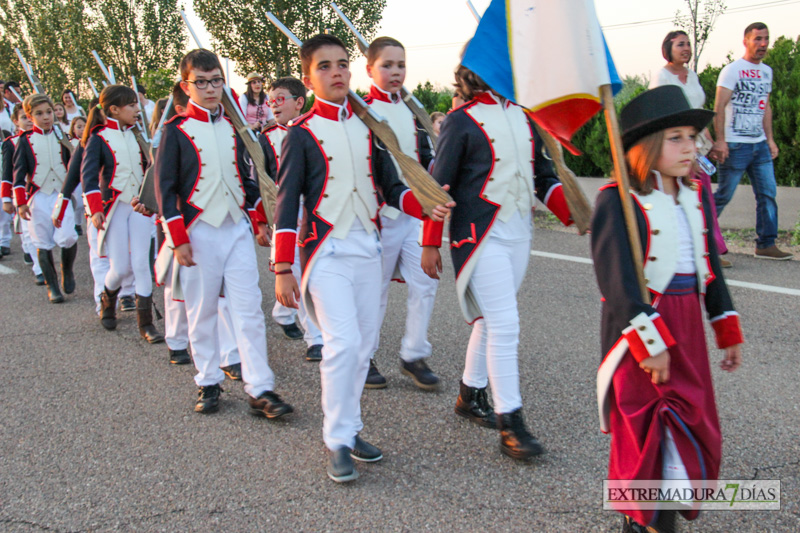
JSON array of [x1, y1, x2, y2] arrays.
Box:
[[716, 62, 738, 90], [238, 93, 248, 112]]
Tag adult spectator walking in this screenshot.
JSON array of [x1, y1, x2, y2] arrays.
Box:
[[711, 22, 792, 260], [238, 73, 274, 130], [652, 30, 731, 267]]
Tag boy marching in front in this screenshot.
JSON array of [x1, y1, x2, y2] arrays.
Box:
[[156, 49, 292, 417], [273, 35, 452, 483], [13, 94, 79, 303]]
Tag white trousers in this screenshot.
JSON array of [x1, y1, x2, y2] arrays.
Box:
[[163, 264, 240, 367], [104, 202, 153, 296], [462, 221, 531, 414], [374, 212, 438, 362], [308, 227, 382, 450], [179, 217, 273, 397], [87, 221, 134, 312], [271, 247, 323, 347], [20, 216, 41, 275], [28, 191, 78, 251], [0, 206, 12, 247]]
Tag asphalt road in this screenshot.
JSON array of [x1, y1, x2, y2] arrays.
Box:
[[0, 223, 798, 532]]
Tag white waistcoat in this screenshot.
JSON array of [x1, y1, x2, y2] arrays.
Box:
[[179, 117, 245, 228], [29, 131, 67, 195], [98, 126, 144, 205], [305, 114, 378, 240], [465, 102, 535, 223]]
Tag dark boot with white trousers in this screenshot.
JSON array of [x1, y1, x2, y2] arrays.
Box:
[[37, 249, 63, 303], [497, 408, 545, 460], [136, 294, 164, 344]]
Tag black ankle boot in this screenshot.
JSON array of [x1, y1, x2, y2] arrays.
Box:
[[497, 408, 545, 460], [37, 249, 64, 303], [454, 380, 497, 428], [100, 286, 121, 330], [60, 243, 77, 294], [136, 294, 164, 343]]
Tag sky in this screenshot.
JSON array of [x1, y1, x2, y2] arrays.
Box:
[[186, 0, 800, 95]]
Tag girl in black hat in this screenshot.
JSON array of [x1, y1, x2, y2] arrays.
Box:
[[590, 85, 744, 532]]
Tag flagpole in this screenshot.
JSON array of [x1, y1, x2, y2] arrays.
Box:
[[600, 84, 650, 304]]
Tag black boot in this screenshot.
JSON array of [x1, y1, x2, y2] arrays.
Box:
[[100, 286, 121, 330], [60, 243, 77, 294], [37, 249, 64, 303], [497, 408, 545, 460], [136, 294, 164, 343], [455, 380, 497, 428]]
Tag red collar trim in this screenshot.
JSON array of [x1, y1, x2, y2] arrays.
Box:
[[312, 97, 352, 121], [184, 100, 222, 123], [368, 84, 401, 104], [104, 117, 127, 131], [473, 91, 511, 108], [31, 125, 52, 135]]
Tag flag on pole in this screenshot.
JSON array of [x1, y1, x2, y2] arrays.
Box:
[[462, 0, 622, 153]]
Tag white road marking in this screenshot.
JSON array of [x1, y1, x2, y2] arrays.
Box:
[[530, 250, 800, 296], [0, 264, 16, 274]]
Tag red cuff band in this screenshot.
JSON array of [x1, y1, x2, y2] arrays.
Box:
[[166, 217, 190, 248], [712, 314, 744, 349], [401, 191, 423, 220], [422, 218, 444, 247], [56, 197, 69, 222], [274, 232, 296, 264], [546, 185, 573, 227], [624, 315, 677, 363], [255, 200, 268, 225], [1, 181, 11, 198], [85, 191, 104, 216], [14, 187, 27, 207]]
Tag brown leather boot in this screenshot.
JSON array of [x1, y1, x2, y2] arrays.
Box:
[[100, 286, 121, 330], [136, 294, 164, 343]]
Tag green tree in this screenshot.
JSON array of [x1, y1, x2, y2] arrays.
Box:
[[412, 81, 454, 114], [195, 0, 386, 79], [673, 0, 727, 72], [91, 0, 186, 80]]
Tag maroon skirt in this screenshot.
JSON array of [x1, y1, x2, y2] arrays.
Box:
[[608, 279, 722, 525]]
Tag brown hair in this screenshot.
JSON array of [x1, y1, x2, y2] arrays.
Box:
[[366, 36, 404, 65], [68, 115, 86, 138], [744, 22, 768, 36], [23, 94, 54, 116], [81, 85, 137, 146], [11, 103, 26, 122], [269, 77, 306, 102], [300, 34, 348, 76], [661, 30, 688, 63], [179, 49, 223, 82], [625, 130, 693, 194], [453, 64, 490, 102], [430, 111, 445, 122]]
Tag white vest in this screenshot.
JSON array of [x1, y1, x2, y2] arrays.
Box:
[[465, 98, 535, 223], [98, 120, 144, 205], [266, 126, 287, 168], [179, 113, 245, 228], [369, 95, 418, 220], [305, 112, 378, 239], [29, 130, 67, 195]]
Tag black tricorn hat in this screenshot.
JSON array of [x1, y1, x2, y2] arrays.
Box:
[[620, 85, 714, 151]]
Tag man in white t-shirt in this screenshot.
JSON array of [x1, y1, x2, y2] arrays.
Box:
[[711, 22, 792, 260]]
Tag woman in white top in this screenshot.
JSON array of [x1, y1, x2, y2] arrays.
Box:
[[652, 30, 729, 261], [61, 90, 85, 123], [238, 72, 274, 130]]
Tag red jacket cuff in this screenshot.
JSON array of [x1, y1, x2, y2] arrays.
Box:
[[711, 313, 744, 349], [1, 181, 11, 199], [274, 230, 296, 264], [166, 217, 190, 248], [14, 187, 27, 207], [248, 209, 261, 235], [624, 313, 677, 363], [54, 195, 70, 223], [400, 190, 423, 220], [254, 199, 268, 225], [85, 191, 104, 216], [422, 218, 443, 247], [545, 184, 573, 227]]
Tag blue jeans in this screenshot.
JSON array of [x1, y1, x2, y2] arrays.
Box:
[[713, 140, 778, 249]]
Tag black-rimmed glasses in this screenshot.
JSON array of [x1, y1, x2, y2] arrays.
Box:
[[185, 77, 225, 89]]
